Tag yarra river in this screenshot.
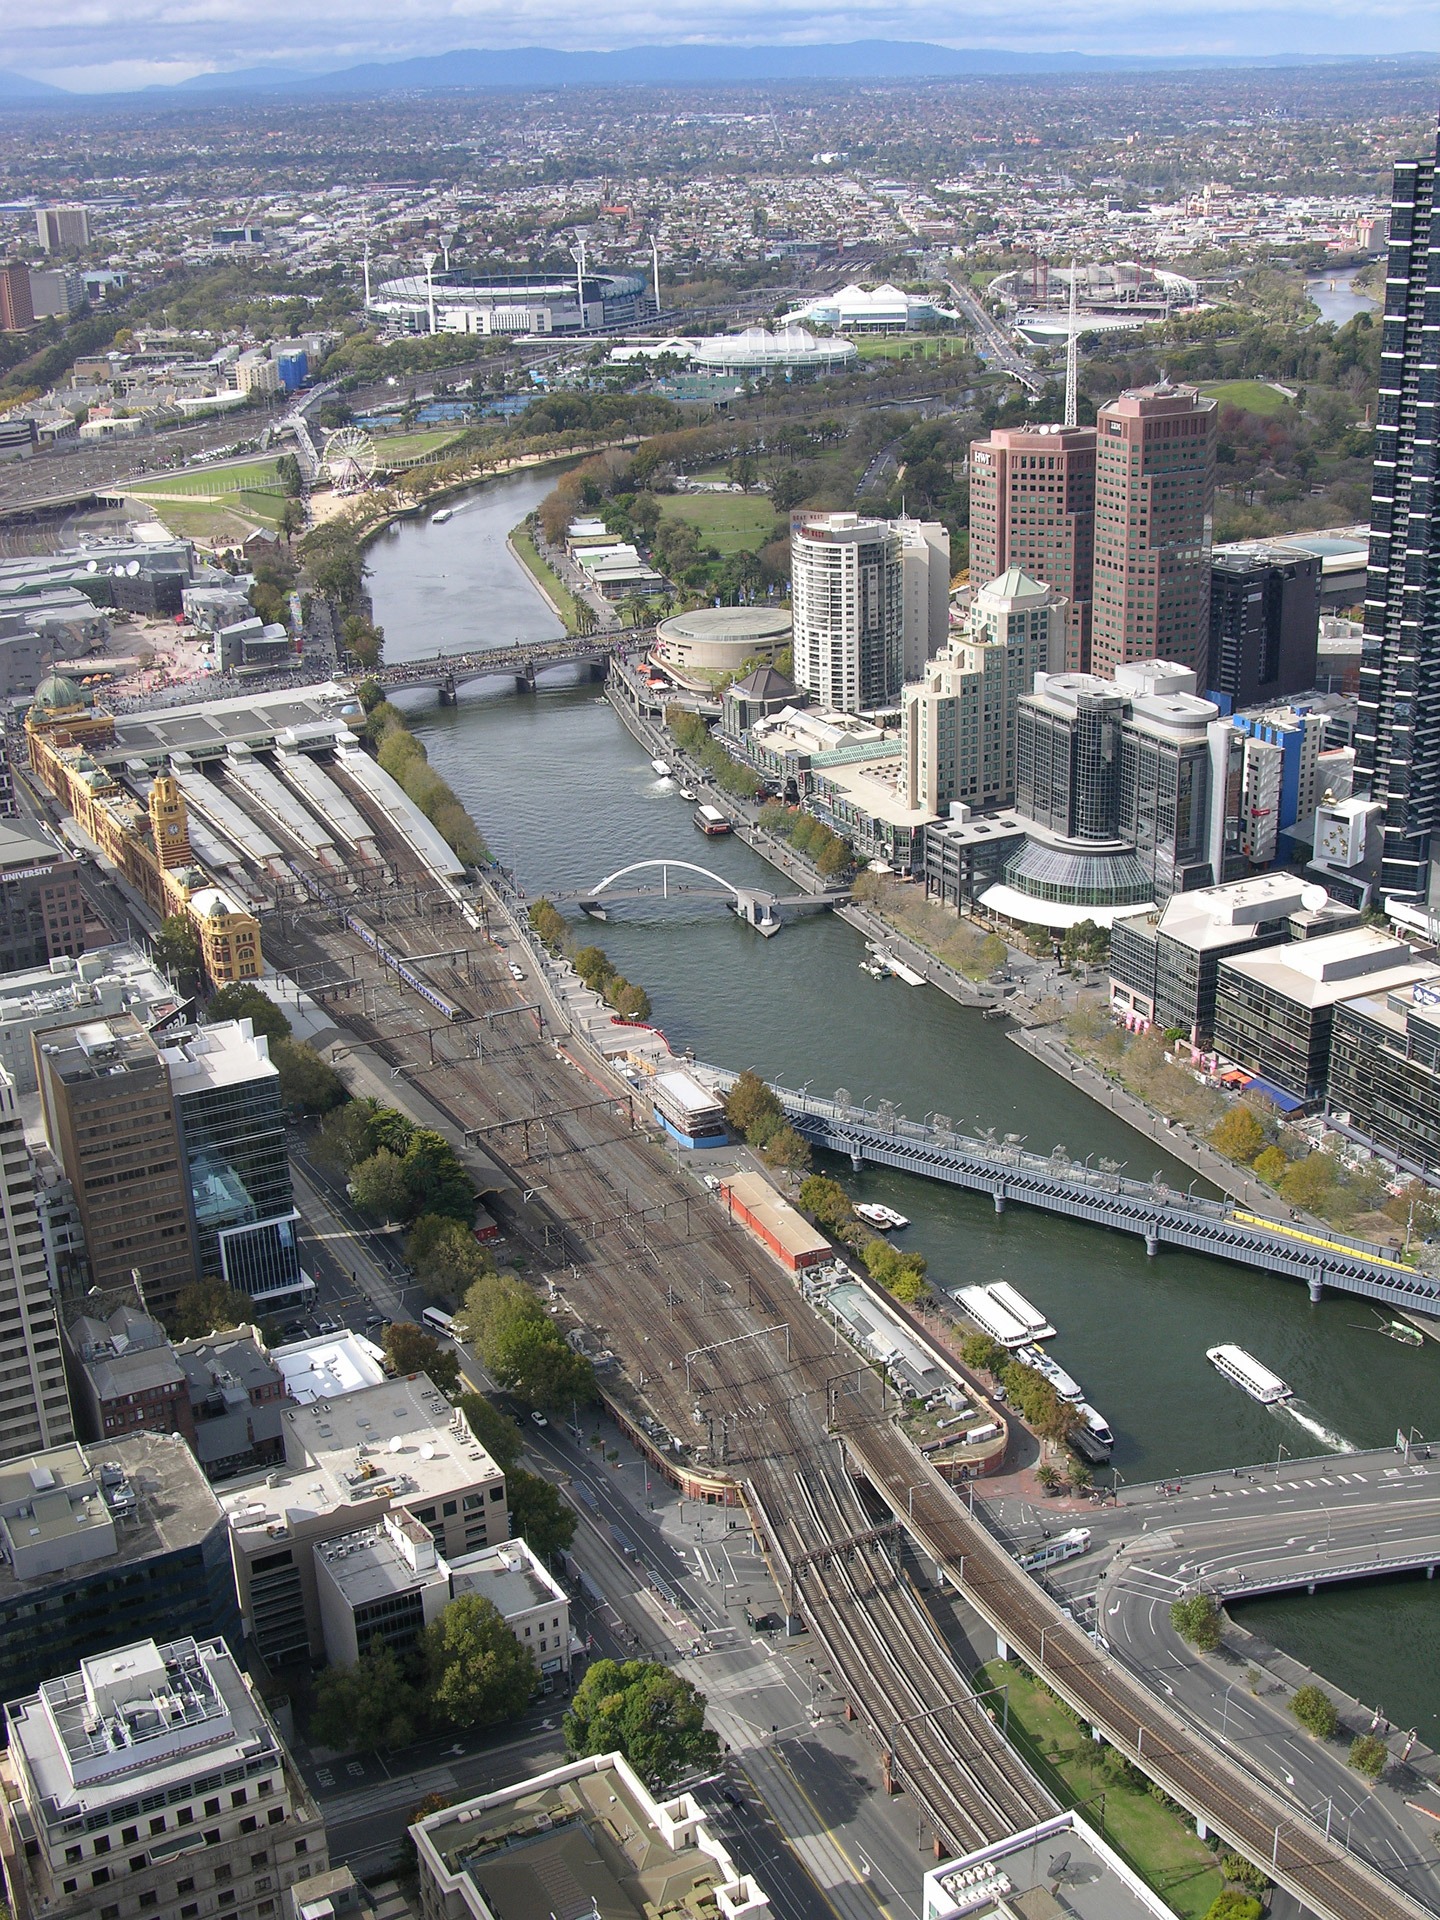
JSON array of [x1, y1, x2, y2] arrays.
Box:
[[369, 468, 1440, 1731]]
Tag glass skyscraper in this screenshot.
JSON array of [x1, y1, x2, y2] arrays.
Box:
[[1358, 129, 1440, 900]]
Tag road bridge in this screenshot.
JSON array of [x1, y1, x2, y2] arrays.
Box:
[[696, 1066, 1440, 1313], [366, 637, 623, 701]]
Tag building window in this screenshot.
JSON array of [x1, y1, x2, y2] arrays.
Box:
[[176, 1880, 194, 1895], [204, 1800, 220, 1817]]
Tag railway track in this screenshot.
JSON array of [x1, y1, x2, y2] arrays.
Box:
[[257, 891, 1437, 1920]]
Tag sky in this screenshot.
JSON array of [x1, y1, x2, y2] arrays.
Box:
[[7, 0, 1440, 93]]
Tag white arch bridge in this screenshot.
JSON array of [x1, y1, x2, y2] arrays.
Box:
[[557, 859, 847, 936]]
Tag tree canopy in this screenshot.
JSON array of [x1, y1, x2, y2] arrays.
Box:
[[423, 1594, 537, 1730], [564, 1659, 718, 1789], [384, 1322, 462, 1395], [167, 1279, 252, 1341], [310, 1643, 425, 1752], [205, 981, 291, 1042], [507, 1466, 577, 1560]]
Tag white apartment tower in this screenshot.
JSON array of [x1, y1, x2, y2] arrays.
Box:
[[0, 1066, 70, 1461], [790, 511, 904, 713], [897, 517, 952, 681], [902, 569, 1065, 814]]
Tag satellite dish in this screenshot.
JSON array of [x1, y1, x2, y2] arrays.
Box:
[[1299, 883, 1329, 912], [127, 560, 140, 577], [388, 1435, 404, 1454], [85, 560, 98, 573]]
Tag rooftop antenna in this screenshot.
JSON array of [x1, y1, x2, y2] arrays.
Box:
[[650, 236, 661, 317], [421, 250, 439, 335], [1064, 259, 1079, 429], [362, 231, 371, 309]]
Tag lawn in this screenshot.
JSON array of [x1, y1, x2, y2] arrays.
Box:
[[509, 521, 588, 635], [1200, 380, 1294, 417], [130, 457, 287, 499], [977, 1661, 1227, 1919], [855, 334, 965, 362], [373, 427, 467, 464], [658, 492, 777, 556], [135, 498, 268, 543]]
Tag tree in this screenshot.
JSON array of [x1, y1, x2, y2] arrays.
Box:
[[310, 1643, 426, 1753], [1065, 1454, 1093, 1492], [1169, 1592, 1222, 1653], [760, 1123, 811, 1173], [959, 1332, 1006, 1374], [424, 1595, 537, 1730], [1218, 1853, 1271, 1894], [489, 1315, 594, 1410], [723, 1069, 783, 1148], [564, 1659, 719, 1789], [350, 1148, 411, 1222], [399, 1130, 474, 1223], [314, 1100, 379, 1175], [152, 912, 201, 986], [168, 1278, 251, 1340], [1279, 1151, 1338, 1212], [1036, 1462, 1061, 1492], [273, 1038, 347, 1114], [1209, 1107, 1267, 1164], [409, 1216, 494, 1299], [797, 1175, 855, 1237], [206, 981, 291, 1042], [456, 1271, 541, 1358], [1349, 1733, 1388, 1781], [384, 1322, 461, 1395], [456, 1392, 521, 1472], [1253, 1145, 1289, 1185], [507, 1466, 577, 1559], [1202, 1894, 1262, 1920], [1290, 1683, 1339, 1739]]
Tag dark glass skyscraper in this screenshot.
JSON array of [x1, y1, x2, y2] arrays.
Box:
[[1358, 128, 1440, 900]]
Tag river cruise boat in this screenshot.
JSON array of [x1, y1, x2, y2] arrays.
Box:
[[988, 1281, 1056, 1343], [651, 758, 673, 778], [1076, 1402, 1114, 1448], [431, 507, 454, 524], [1018, 1344, 1083, 1403], [694, 803, 731, 835], [855, 1203, 910, 1231], [1206, 1344, 1293, 1404]]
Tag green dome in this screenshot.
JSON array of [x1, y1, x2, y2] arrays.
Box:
[[31, 673, 84, 711]]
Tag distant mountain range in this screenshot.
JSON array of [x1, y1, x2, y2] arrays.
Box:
[[4, 40, 1440, 101]]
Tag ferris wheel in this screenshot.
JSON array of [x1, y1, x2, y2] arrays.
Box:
[[320, 426, 378, 493]]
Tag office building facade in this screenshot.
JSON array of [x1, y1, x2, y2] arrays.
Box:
[[1208, 548, 1321, 709], [35, 207, 91, 253], [1, 1634, 326, 1920], [1356, 129, 1440, 900], [0, 819, 88, 975], [1328, 980, 1440, 1177], [164, 1020, 302, 1304], [0, 1435, 240, 1710], [901, 569, 1063, 814], [968, 423, 1096, 670], [790, 511, 903, 713], [1092, 383, 1216, 678], [36, 1017, 197, 1315], [0, 1067, 71, 1460], [0, 263, 33, 334]]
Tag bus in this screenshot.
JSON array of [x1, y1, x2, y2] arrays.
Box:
[[1020, 1527, 1091, 1574], [422, 1307, 455, 1337]]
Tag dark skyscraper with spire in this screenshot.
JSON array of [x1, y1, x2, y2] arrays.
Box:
[[1357, 125, 1440, 901]]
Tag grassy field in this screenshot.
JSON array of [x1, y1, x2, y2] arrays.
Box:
[[855, 334, 966, 362], [977, 1661, 1227, 1919], [130, 457, 288, 499], [1200, 379, 1294, 417], [137, 498, 267, 543], [509, 522, 589, 635], [374, 427, 467, 463], [659, 491, 777, 556]]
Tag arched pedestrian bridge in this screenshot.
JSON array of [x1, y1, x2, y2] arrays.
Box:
[[552, 859, 848, 936]]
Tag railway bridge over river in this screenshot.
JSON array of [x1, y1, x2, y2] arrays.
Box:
[[696, 1066, 1440, 1314]]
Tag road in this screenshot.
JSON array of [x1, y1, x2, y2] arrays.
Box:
[[943, 277, 1043, 393], [982, 1455, 1440, 1910]]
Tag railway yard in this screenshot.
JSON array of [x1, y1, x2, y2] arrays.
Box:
[[28, 686, 1437, 1920]]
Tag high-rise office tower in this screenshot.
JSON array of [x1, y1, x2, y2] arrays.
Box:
[[896, 517, 952, 681], [35, 1017, 196, 1316], [1208, 548, 1321, 709], [34, 207, 90, 253], [0, 264, 33, 335], [1356, 129, 1440, 900], [1092, 383, 1216, 679], [0, 1069, 71, 1462], [790, 511, 903, 713], [968, 423, 1096, 670]]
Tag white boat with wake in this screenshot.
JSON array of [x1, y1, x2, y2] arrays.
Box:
[[855, 1203, 910, 1231], [650, 758, 673, 778], [1206, 1344, 1292, 1405]]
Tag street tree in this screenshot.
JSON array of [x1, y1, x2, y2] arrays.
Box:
[[424, 1595, 536, 1730], [408, 1216, 493, 1299], [310, 1644, 425, 1753], [349, 1148, 410, 1223], [205, 981, 291, 1042], [564, 1659, 718, 1789], [272, 1038, 347, 1114], [488, 1315, 593, 1410], [1169, 1592, 1222, 1653], [384, 1323, 461, 1395], [507, 1467, 577, 1560], [152, 913, 201, 987], [456, 1392, 521, 1473], [1290, 1684, 1339, 1739]]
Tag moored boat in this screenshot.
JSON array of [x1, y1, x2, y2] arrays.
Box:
[[855, 1203, 910, 1231]]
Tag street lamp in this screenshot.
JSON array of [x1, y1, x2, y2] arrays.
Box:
[[1038, 1622, 1058, 1670]]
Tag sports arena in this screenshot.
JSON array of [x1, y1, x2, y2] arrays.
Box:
[[368, 268, 653, 337]]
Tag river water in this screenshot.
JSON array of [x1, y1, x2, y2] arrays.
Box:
[[368, 467, 1440, 1732], [1307, 272, 1380, 327]]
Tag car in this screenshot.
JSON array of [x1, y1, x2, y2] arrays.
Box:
[[721, 1786, 744, 1810], [315, 1318, 339, 1335], [531, 1410, 549, 1427], [509, 962, 526, 982], [364, 1313, 389, 1331], [281, 1322, 307, 1342]]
